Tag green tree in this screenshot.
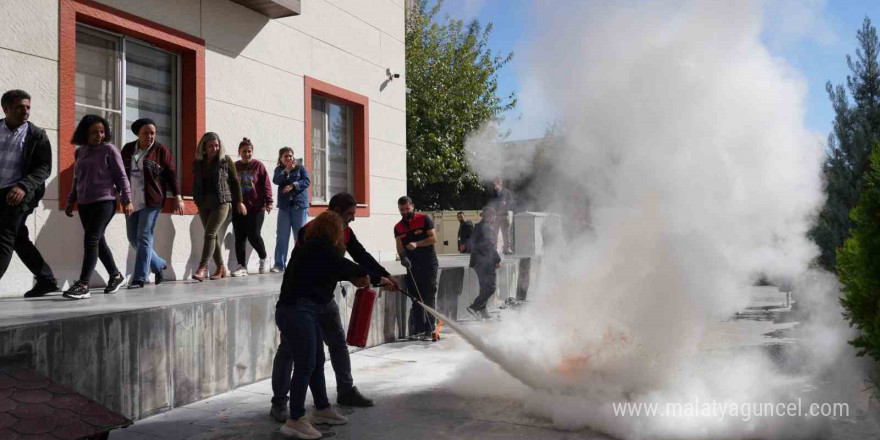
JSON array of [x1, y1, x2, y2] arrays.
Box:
[[405, 0, 516, 210], [839, 145, 880, 359], [812, 17, 880, 270]]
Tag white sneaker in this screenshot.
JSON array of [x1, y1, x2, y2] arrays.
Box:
[[230, 265, 248, 277], [270, 266, 283, 273], [259, 258, 269, 274], [310, 406, 348, 426], [279, 416, 322, 439]]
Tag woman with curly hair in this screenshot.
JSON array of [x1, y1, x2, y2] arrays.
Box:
[[63, 114, 132, 299]]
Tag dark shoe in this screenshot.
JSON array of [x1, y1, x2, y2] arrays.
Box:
[[478, 309, 492, 320], [128, 279, 145, 289], [154, 265, 166, 285], [466, 305, 483, 321], [337, 386, 374, 407], [24, 278, 60, 298], [269, 404, 289, 423], [105, 273, 125, 294], [62, 281, 90, 300]]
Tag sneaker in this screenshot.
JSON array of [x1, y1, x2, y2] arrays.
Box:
[[337, 386, 374, 407], [503, 250, 514, 255], [105, 273, 125, 294], [231, 265, 248, 277], [259, 259, 269, 274], [270, 404, 290, 423], [128, 279, 145, 289], [310, 406, 348, 425], [63, 281, 90, 300], [478, 309, 492, 320], [270, 266, 283, 273], [466, 305, 483, 321], [24, 278, 60, 298], [279, 416, 322, 439]]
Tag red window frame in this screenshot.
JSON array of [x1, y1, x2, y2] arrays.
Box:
[[59, 0, 205, 214], [303, 76, 370, 217]]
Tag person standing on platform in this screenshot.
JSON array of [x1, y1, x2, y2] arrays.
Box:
[[492, 177, 514, 255], [0, 89, 57, 297], [270, 192, 398, 423], [231, 137, 273, 277], [121, 118, 185, 289], [467, 207, 502, 320], [271, 147, 309, 273], [394, 196, 438, 340], [456, 211, 474, 254], [63, 114, 133, 299], [191, 132, 245, 281]]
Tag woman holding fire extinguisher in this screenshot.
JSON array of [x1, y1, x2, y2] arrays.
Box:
[[274, 210, 369, 439]]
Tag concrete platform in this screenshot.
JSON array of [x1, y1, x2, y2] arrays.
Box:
[[0, 255, 535, 421]]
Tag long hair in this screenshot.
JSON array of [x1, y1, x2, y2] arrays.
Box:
[[305, 211, 346, 253], [195, 132, 225, 161], [71, 114, 113, 146], [277, 146, 294, 168]]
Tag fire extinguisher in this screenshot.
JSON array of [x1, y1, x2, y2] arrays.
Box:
[[346, 287, 377, 348]]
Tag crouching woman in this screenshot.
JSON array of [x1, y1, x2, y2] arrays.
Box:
[[275, 210, 367, 439]]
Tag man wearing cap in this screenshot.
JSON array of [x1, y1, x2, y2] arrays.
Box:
[[120, 118, 185, 288]]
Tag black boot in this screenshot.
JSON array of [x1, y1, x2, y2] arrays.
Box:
[[337, 386, 374, 407], [24, 278, 60, 298]]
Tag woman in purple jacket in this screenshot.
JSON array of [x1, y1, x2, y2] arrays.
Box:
[[63, 114, 133, 299], [231, 137, 273, 276]]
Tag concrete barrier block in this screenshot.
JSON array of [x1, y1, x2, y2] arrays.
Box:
[[137, 309, 173, 418], [101, 312, 140, 419]]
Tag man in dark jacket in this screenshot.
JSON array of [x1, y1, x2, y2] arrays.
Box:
[[467, 207, 502, 320], [0, 90, 53, 291], [457, 211, 474, 253], [270, 192, 399, 421]]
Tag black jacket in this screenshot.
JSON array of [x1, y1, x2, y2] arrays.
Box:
[[468, 220, 501, 269], [278, 236, 369, 306], [457, 220, 474, 252], [10, 121, 52, 211]]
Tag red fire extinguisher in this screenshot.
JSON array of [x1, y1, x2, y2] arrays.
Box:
[[346, 287, 377, 348]]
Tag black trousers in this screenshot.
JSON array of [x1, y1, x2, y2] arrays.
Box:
[[0, 187, 26, 280], [78, 200, 120, 282], [407, 264, 438, 335], [15, 207, 54, 281], [232, 210, 267, 264], [271, 299, 353, 406], [471, 265, 497, 311]]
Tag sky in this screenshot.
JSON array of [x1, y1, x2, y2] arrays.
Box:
[[437, 0, 880, 142]]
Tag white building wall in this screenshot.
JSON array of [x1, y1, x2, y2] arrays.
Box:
[[0, 0, 406, 296]]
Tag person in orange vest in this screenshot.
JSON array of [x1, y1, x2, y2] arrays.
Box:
[[394, 196, 439, 341]]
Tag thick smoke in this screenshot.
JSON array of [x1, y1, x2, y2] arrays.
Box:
[[458, 0, 864, 438]]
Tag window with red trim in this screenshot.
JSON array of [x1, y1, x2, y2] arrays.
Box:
[[303, 76, 370, 217], [59, 0, 205, 214]]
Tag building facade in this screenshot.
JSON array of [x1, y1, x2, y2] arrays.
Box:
[[0, 0, 407, 296]]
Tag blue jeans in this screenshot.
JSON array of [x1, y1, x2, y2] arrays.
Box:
[[125, 206, 165, 282], [275, 299, 330, 419], [274, 206, 308, 270]]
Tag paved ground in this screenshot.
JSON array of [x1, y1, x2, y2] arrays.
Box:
[[107, 288, 880, 440]]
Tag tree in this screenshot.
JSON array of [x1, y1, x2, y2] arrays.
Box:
[[405, 0, 516, 210], [811, 17, 880, 270], [839, 145, 880, 359]]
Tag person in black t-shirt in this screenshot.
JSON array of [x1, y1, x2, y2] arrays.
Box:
[[394, 196, 439, 340]]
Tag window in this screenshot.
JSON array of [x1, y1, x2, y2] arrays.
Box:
[[74, 24, 179, 170], [310, 95, 354, 202]]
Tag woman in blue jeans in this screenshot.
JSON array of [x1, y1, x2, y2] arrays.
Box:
[[275, 210, 369, 438], [272, 147, 310, 272], [120, 118, 185, 289]]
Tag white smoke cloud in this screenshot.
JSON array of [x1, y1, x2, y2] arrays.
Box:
[[456, 0, 864, 438]]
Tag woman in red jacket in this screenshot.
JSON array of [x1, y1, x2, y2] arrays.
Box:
[[231, 137, 273, 276]]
